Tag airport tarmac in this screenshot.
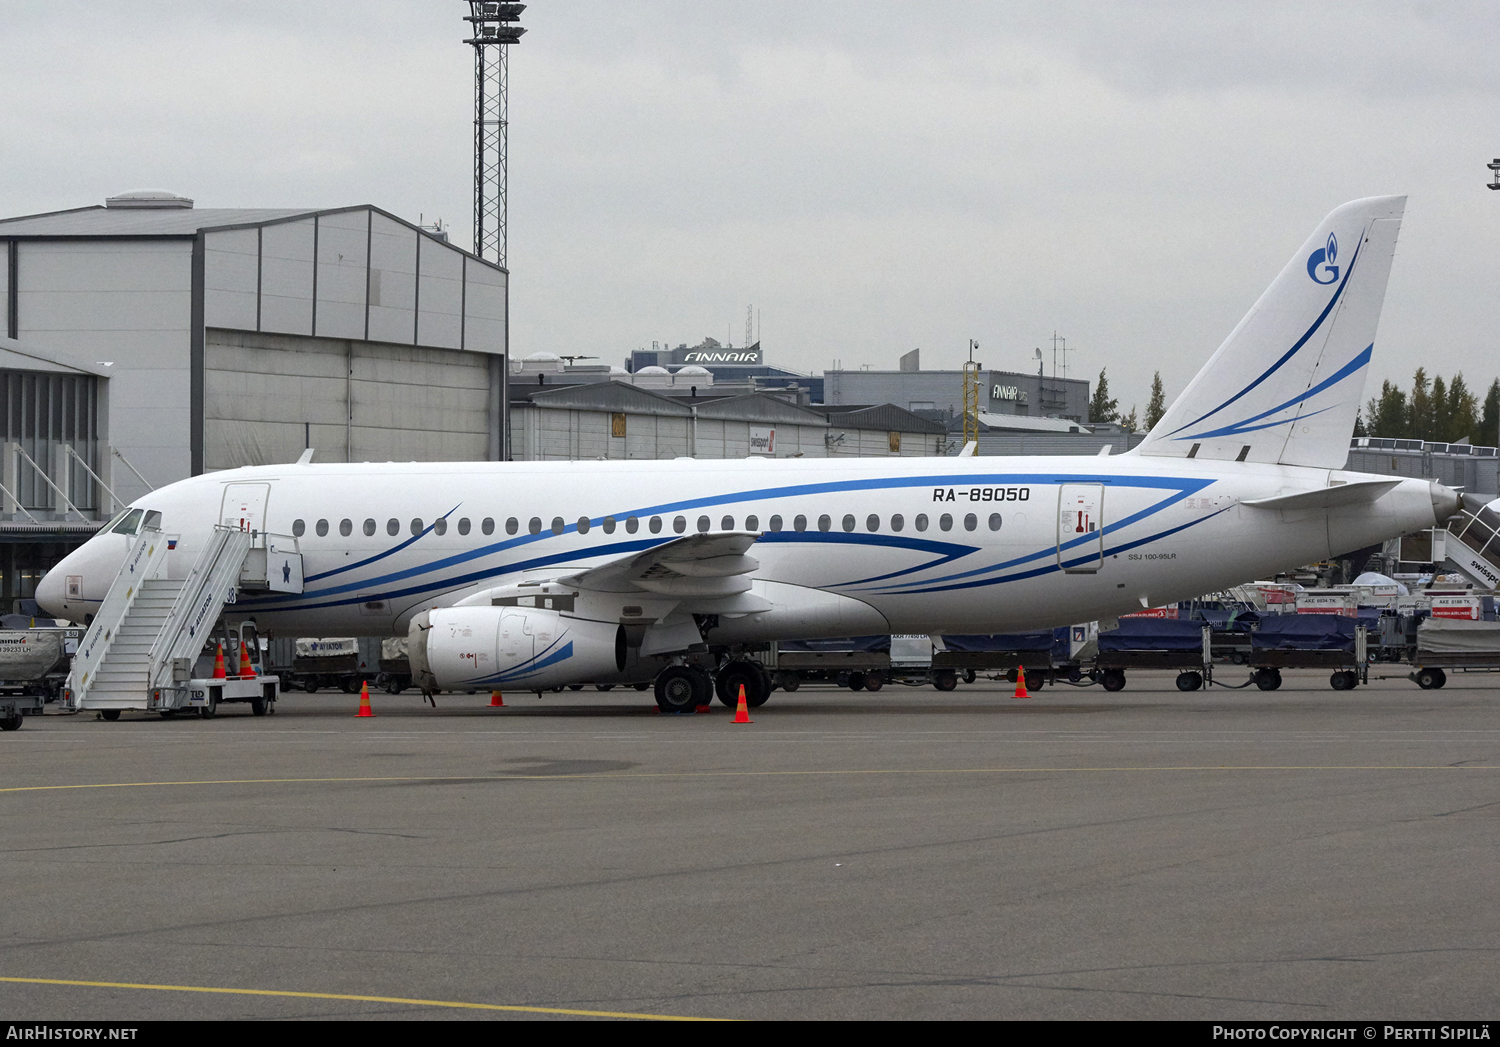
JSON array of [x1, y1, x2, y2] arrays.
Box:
[[1, 675, 1497, 1021]]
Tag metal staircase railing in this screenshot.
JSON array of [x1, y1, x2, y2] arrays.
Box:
[[147, 526, 254, 691], [65, 526, 172, 707]]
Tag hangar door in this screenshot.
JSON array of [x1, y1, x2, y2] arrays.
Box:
[[204, 329, 497, 469]]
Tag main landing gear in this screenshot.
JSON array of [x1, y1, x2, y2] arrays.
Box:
[[651, 660, 772, 714]]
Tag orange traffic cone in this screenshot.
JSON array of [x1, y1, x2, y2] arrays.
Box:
[[212, 642, 227, 680], [489, 690, 505, 707], [1013, 665, 1030, 699], [732, 683, 752, 724], [237, 641, 256, 678], [356, 680, 374, 717]]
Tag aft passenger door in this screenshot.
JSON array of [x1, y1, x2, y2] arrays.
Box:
[[1057, 483, 1104, 573]]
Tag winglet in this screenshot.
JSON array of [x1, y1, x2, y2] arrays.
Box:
[[295, 448, 315, 465]]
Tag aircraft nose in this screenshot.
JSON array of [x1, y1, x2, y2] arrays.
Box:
[[35, 567, 66, 620]]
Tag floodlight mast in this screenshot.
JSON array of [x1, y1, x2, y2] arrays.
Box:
[[465, 2, 525, 267]]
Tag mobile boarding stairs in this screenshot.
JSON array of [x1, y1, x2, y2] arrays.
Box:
[[62, 525, 302, 719]]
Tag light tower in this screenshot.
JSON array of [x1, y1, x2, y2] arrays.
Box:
[[464, 3, 525, 267]]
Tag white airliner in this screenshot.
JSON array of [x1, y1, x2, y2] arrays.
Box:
[[37, 196, 1462, 710]]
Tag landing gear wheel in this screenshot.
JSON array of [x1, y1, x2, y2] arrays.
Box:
[[1176, 671, 1203, 692], [932, 670, 958, 692], [1254, 668, 1282, 691], [1101, 669, 1126, 692], [0, 714, 21, 731], [863, 674, 884, 692], [716, 661, 769, 708], [778, 672, 800, 692], [100, 709, 121, 721], [654, 666, 699, 712]]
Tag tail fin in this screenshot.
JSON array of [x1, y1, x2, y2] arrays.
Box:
[[1134, 196, 1405, 468]]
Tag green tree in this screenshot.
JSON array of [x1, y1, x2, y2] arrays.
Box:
[[1365, 380, 1407, 437], [1483, 379, 1500, 447], [1408, 368, 1434, 441], [1088, 368, 1118, 423], [1144, 372, 1167, 430], [1444, 373, 1479, 443], [1120, 405, 1139, 433], [1352, 411, 1368, 437]]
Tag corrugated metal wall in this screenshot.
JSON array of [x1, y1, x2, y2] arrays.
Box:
[[205, 329, 491, 468], [0, 370, 101, 510]]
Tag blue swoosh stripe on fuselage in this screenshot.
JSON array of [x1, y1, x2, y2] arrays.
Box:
[[857, 476, 1215, 592], [1164, 233, 1364, 438], [887, 506, 1233, 595], [244, 470, 1213, 613]]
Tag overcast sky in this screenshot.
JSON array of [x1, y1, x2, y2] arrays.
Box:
[[4, 1, 1497, 415]]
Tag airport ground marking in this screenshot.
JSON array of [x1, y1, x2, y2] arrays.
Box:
[[1, 765, 1496, 795], [0, 976, 724, 1021]]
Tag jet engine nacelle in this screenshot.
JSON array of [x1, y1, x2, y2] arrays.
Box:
[[408, 607, 622, 692]]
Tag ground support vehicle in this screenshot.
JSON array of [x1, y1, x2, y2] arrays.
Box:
[[772, 636, 892, 691], [378, 636, 412, 693], [1401, 618, 1500, 689], [1094, 620, 1214, 692], [277, 637, 380, 693], [934, 629, 1076, 689], [148, 674, 280, 719], [1194, 608, 1265, 666], [1249, 615, 1367, 691], [0, 625, 82, 729]]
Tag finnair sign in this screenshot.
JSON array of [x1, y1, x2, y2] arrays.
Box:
[[682, 351, 762, 364]]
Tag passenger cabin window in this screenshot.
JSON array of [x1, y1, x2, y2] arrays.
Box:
[[914, 514, 928, 532], [721, 515, 733, 531], [410, 518, 424, 536], [626, 516, 639, 534], [697, 516, 711, 533], [457, 518, 470, 535], [528, 517, 541, 535], [842, 515, 856, 532], [964, 513, 977, 531], [866, 514, 879, 532], [292, 519, 306, 537], [577, 517, 590, 534], [891, 514, 904, 532], [551, 517, 565, 535], [768, 515, 782, 532], [481, 518, 494, 535], [340, 519, 352, 537], [817, 515, 831, 532], [745, 514, 759, 531], [315, 519, 329, 537], [386, 518, 400, 536], [793, 515, 807, 532], [363, 518, 376, 536], [505, 518, 518, 535], [939, 514, 953, 531], [603, 516, 616, 534], [433, 518, 447, 536], [673, 516, 686, 533], [649, 516, 662, 534], [988, 513, 1002, 531]]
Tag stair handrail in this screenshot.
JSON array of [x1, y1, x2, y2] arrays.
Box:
[[65, 526, 171, 707], [147, 525, 254, 689]]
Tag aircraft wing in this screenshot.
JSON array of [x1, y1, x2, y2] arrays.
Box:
[[562, 531, 761, 596]]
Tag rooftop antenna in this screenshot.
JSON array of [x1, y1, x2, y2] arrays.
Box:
[[962, 339, 981, 449], [745, 305, 753, 351], [464, 2, 525, 267], [1489, 158, 1500, 190]]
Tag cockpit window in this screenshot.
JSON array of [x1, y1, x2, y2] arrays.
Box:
[[111, 509, 144, 535], [143, 510, 162, 531]]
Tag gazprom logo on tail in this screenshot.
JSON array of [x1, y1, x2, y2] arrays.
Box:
[[1307, 232, 1339, 284]]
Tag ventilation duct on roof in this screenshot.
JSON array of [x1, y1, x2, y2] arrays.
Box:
[[104, 190, 194, 209]]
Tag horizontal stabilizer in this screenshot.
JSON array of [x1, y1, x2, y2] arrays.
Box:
[[1241, 479, 1401, 511]]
